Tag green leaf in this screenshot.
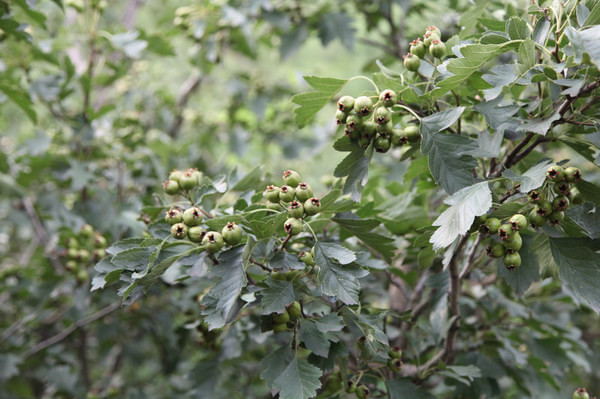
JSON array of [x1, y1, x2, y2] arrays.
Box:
[[550, 237, 600, 313], [0, 354, 21, 381], [489, 202, 524, 219], [317, 12, 355, 50], [465, 130, 503, 158], [585, 2, 600, 26], [388, 378, 436, 399], [497, 235, 539, 295], [260, 278, 296, 314], [0, 84, 37, 123], [319, 243, 356, 264], [502, 159, 553, 192], [291, 76, 348, 128], [273, 354, 323, 399], [566, 203, 600, 239], [473, 96, 519, 130], [517, 111, 561, 136], [333, 146, 372, 201], [299, 320, 331, 357], [576, 180, 600, 205], [518, 38, 536, 68], [201, 246, 247, 329], [110, 247, 154, 270], [332, 215, 396, 261], [314, 242, 366, 305], [430, 182, 492, 250], [506, 17, 529, 40], [313, 313, 345, 332], [439, 365, 482, 385], [261, 346, 294, 388], [533, 17, 551, 44]]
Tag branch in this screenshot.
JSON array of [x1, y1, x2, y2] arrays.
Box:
[[458, 234, 484, 280], [168, 76, 203, 138]]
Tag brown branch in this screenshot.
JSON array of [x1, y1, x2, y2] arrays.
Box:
[[78, 329, 90, 390], [168, 76, 203, 138], [458, 234, 484, 280]]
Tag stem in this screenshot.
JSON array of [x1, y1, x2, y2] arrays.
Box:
[[348, 76, 380, 94], [393, 103, 422, 121], [458, 234, 484, 280]]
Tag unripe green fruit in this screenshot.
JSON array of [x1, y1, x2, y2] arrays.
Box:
[[76, 269, 89, 282], [335, 110, 348, 125], [265, 185, 280, 203], [403, 53, 420, 72], [564, 166, 582, 182], [287, 301, 302, 320], [553, 195, 569, 211], [188, 226, 205, 243], [379, 89, 397, 107], [403, 124, 421, 143], [374, 107, 392, 125], [92, 248, 106, 260], [67, 237, 79, 249], [183, 207, 203, 226], [171, 223, 189, 239], [554, 181, 571, 195], [288, 200, 304, 218], [548, 211, 564, 225], [573, 388, 590, 399], [165, 208, 182, 225], [68, 247, 79, 260], [279, 185, 295, 202], [283, 170, 301, 187], [295, 183, 313, 202], [179, 171, 197, 190], [299, 250, 314, 266], [202, 231, 224, 253], [374, 135, 392, 153], [273, 310, 290, 324], [284, 218, 303, 235], [345, 113, 362, 132], [304, 197, 322, 216], [337, 95, 355, 113], [527, 190, 541, 203], [486, 241, 506, 258], [358, 134, 372, 148], [534, 200, 553, 217], [570, 187, 583, 204], [273, 323, 288, 333], [78, 249, 91, 263], [391, 129, 407, 146], [423, 30, 440, 46], [503, 252, 522, 270], [222, 222, 243, 245], [426, 25, 442, 37], [80, 224, 94, 239], [356, 384, 370, 399], [389, 345, 402, 359], [93, 234, 107, 248], [503, 232, 522, 252], [388, 358, 403, 372], [528, 209, 547, 228], [546, 165, 565, 182], [353, 96, 374, 117], [190, 168, 203, 184], [163, 180, 180, 195], [376, 121, 393, 135], [363, 121, 377, 138], [483, 217, 501, 234], [347, 380, 357, 393], [169, 169, 184, 183], [498, 224, 513, 241], [509, 214, 527, 231], [66, 260, 78, 271], [409, 38, 426, 58], [429, 39, 446, 58]]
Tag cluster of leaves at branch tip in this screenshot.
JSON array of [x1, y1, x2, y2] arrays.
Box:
[[59, 223, 107, 283]]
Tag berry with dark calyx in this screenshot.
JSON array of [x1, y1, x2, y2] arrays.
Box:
[[486, 241, 506, 258], [93, 234, 107, 248], [345, 127, 359, 141], [299, 250, 314, 266], [426, 25, 442, 37], [504, 252, 522, 270], [483, 217, 501, 234], [503, 232, 522, 253], [429, 39, 446, 58], [272, 310, 290, 324], [379, 89, 397, 107], [188, 226, 205, 243], [273, 323, 288, 333], [546, 165, 565, 182], [283, 170, 301, 187], [509, 214, 527, 231], [564, 166, 582, 182], [222, 222, 243, 245], [304, 197, 322, 216], [403, 53, 420, 72], [527, 190, 541, 203], [528, 209, 547, 228], [403, 124, 421, 143], [202, 231, 225, 253], [376, 121, 393, 135], [409, 38, 426, 58], [353, 96, 374, 117], [553, 195, 569, 211], [363, 120, 377, 136], [374, 135, 392, 153], [548, 211, 564, 225], [168, 169, 184, 183], [389, 345, 402, 359], [358, 134, 372, 148], [347, 380, 357, 394], [287, 301, 302, 320], [279, 185, 296, 202], [570, 187, 583, 204], [92, 248, 106, 260], [183, 207, 203, 226], [295, 182, 313, 202], [356, 384, 370, 399], [423, 30, 440, 46], [335, 110, 347, 125], [284, 218, 303, 235], [171, 223, 189, 239], [265, 185, 280, 203], [535, 200, 553, 217], [573, 388, 590, 399], [345, 114, 362, 132], [374, 107, 392, 125], [165, 208, 183, 225], [498, 224, 513, 241], [338, 95, 355, 113], [554, 181, 570, 195], [388, 358, 403, 372], [179, 170, 198, 190], [391, 128, 407, 146], [288, 200, 304, 218], [163, 179, 180, 195]]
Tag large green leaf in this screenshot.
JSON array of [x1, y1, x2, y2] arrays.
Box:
[[291, 76, 348, 128], [273, 353, 323, 399], [260, 278, 296, 314], [430, 182, 492, 250], [566, 202, 600, 239], [550, 237, 600, 313], [388, 378, 436, 399], [332, 215, 396, 261], [333, 145, 372, 201], [502, 159, 552, 193], [314, 242, 366, 305], [299, 320, 331, 357]]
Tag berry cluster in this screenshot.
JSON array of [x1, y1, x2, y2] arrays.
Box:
[[264, 170, 322, 236], [60, 224, 107, 282], [403, 26, 446, 72], [268, 301, 302, 333], [162, 168, 203, 196], [483, 165, 583, 270], [335, 91, 421, 153], [573, 387, 595, 399]]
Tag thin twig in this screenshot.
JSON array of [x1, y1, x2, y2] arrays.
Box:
[[458, 234, 484, 280], [168, 76, 203, 138]]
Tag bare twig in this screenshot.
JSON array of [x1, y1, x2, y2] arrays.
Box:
[[458, 234, 484, 280]]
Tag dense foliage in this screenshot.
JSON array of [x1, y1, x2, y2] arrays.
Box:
[[1, 0, 600, 398]]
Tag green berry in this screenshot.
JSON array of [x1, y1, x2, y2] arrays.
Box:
[[188, 226, 205, 243], [202, 231, 224, 253], [66, 260, 78, 271], [374, 107, 392, 125], [375, 135, 392, 153], [337, 96, 355, 113], [279, 185, 295, 202], [347, 380, 357, 394], [498, 224, 513, 241], [391, 128, 407, 146], [528, 209, 547, 228], [68, 247, 79, 260], [409, 38, 426, 58], [284, 218, 303, 235], [304, 197, 321, 216], [358, 134, 372, 148], [295, 182, 313, 202], [165, 208, 183, 225], [345, 113, 363, 132], [508, 214, 527, 231], [426, 25, 442, 37], [388, 358, 403, 372], [163, 180, 180, 195], [283, 170, 301, 187], [335, 110, 348, 125], [265, 185, 280, 203], [379, 89, 397, 107], [554, 181, 571, 195], [78, 249, 91, 263], [288, 200, 304, 218], [403, 124, 421, 143], [356, 384, 370, 399], [222, 222, 243, 245], [92, 248, 106, 260], [80, 224, 94, 239], [573, 388, 590, 399], [403, 53, 420, 72], [429, 39, 446, 58], [503, 232, 522, 252], [353, 96, 374, 117], [273, 323, 288, 333], [376, 121, 393, 135], [273, 310, 290, 324], [548, 211, 564, 225], [389, 345, 402, 359], [534, 200, 553, 217], [171, 223, 189, 239], [527, 190, 541, 203], [299, 250, 314, 266], [486, 241, 506, 258], [483, 217, 501, 234], [190, 168, 203, 184], [423, 30, 440, 46], [503, 252, 522, 270], [93, 234, 107, 248], [287, 301, 302, 320], [564, 166, 582, 182], [570, 187, 583, 204], [546, 165, 565, 182], [168, 169, 184, 183], [183, 207, 203, 226], [179, 170, 197, 190], [553, 195, 569, 211]]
